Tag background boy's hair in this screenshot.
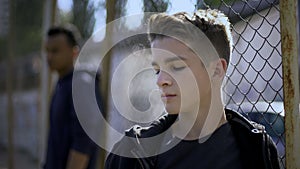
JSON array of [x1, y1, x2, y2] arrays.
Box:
[[47, 25, 80, 47]]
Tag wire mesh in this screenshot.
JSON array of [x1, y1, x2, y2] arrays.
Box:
[[201, 0, 285, 167]]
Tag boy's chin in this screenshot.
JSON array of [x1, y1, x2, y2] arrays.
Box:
[[165, 108, 180, 115]]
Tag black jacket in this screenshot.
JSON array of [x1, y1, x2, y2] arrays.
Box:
[[105, 109, 281, 169]]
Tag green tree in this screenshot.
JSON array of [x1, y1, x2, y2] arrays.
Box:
[[97, 0, 127, 30], [197, 0, 237, 9], [142, 0, 169, 30], [143, 0, 170, 12], [71, 0, 96, 41], [0, 38, 8, 61], [114, 0, 128, 19], [6, 0, 44, 58]]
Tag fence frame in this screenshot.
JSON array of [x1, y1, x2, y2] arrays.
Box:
[[280, 0, 300, 168]]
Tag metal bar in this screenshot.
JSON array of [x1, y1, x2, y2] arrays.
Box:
[[95, 1, 116, 168], [38, 0, 57, 167], [7, 0, 15, 168], [280, 0, 300, 168]]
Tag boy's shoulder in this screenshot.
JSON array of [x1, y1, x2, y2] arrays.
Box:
[[127, 109, 265, 138], [106, 109, 280, 169], [225, 108, 266, 132]]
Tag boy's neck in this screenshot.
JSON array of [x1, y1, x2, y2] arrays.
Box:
[[184, 112, 227, 141], [172, 97, 226, 141]]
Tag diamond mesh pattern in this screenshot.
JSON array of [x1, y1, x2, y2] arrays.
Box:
[[203, 0, 285, 167]]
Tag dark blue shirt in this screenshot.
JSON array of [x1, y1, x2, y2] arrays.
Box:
[[44, 70, 101, 169]]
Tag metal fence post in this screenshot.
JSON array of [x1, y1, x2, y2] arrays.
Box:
[[280, 0, 300, 168], [7, 0, 16, 168], [38, 0, 57, 167]]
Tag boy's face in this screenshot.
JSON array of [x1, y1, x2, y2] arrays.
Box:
[[46, 34, 75, 74], [151, 37, 213, 115]]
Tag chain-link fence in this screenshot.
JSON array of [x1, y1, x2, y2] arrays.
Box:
[[201, 0, 285, 168], [1, 0, 297, 168]]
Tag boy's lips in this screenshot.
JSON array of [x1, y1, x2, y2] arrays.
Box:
[[161, 93, 177, 98]]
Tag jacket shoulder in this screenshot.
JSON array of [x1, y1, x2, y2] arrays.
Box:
[[125, 113, 178, 138], [105, 114, 178, 169], [225, 108, 265, 132], [225, 108, 281, 169]]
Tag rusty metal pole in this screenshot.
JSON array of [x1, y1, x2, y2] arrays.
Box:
[[96, 1, 116, 168], [280, 0, 300, 168]]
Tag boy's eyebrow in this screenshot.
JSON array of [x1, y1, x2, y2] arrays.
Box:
[[151, 62, 158, 66], [165, 56, 186, 63], [151, 55, 187, 66]]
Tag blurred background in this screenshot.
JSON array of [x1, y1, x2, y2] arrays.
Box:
[[0, 0, 299, 168]]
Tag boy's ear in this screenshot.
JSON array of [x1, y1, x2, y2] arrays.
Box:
[[212, 58, 227, 79], [72, 45, 80, 59]]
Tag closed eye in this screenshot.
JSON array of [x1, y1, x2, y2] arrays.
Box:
[[170, 61, 187, 72], [172, 66, 186, 71], [152, 65, 160, 75], [154, 68, 160, 75], [152, 62, 160, 75]]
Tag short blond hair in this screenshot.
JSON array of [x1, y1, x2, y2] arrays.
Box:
[[148, 9, 232, 64]]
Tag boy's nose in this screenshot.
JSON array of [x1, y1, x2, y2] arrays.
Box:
[[156, 71, 173, 87]]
